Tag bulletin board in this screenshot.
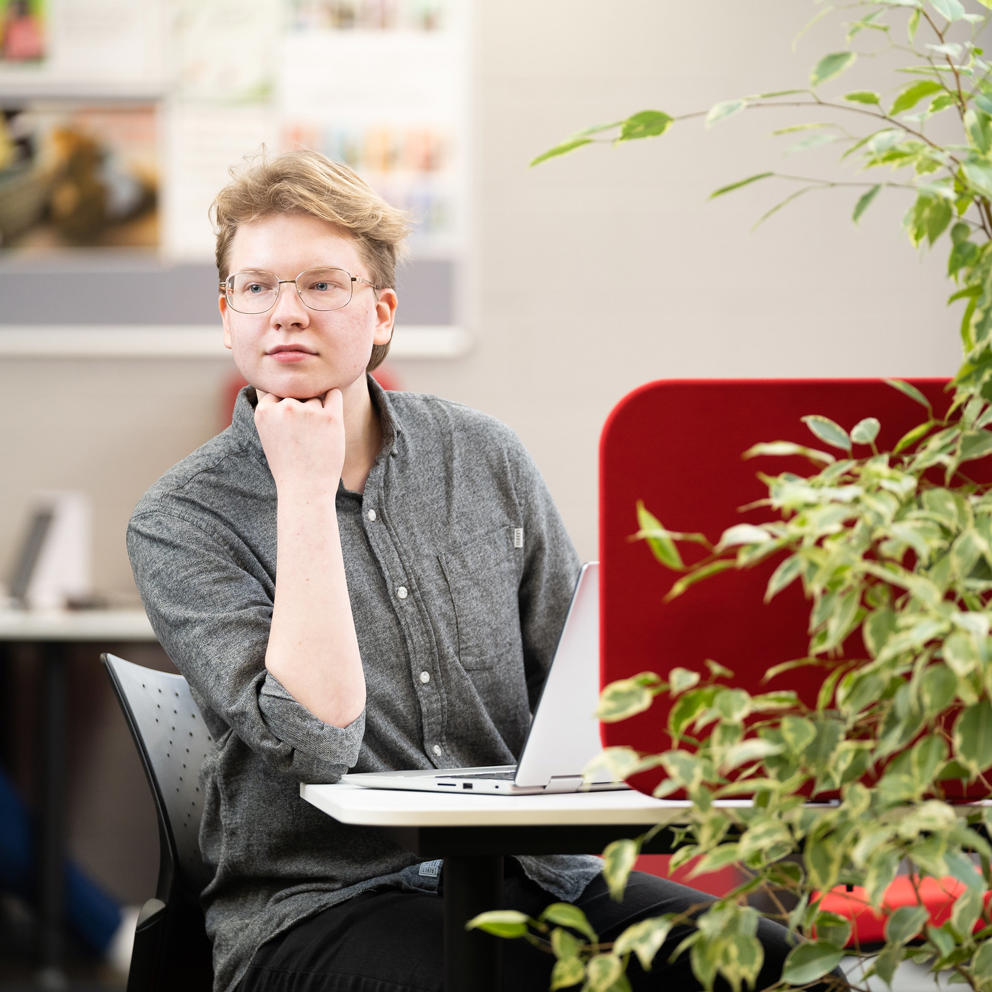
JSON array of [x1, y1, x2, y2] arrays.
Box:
[[0, 0, 471, 356]]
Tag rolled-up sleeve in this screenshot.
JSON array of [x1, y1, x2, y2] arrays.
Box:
[[258, 673, 364, 777], [127, 506, 365, 782]]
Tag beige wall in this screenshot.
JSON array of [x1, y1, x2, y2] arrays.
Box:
[[0, 0, 967, 901]]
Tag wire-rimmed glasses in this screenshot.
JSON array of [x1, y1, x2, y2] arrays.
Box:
[[220, 267, 378, 314]]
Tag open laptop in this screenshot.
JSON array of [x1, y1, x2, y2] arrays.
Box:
[[343, 562, 625, 795]]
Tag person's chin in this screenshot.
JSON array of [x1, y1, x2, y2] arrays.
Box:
[[252, 363, 365, 402], [254, 372, 329, 402]]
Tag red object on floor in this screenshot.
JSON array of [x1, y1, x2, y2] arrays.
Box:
[[817, 876, 992, 947]]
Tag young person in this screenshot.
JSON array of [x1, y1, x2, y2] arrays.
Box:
[[127, 149, 825, 992]]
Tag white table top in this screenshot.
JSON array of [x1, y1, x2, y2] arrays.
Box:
[[0, 606, 155, 642], [300, 782, 710, 828]]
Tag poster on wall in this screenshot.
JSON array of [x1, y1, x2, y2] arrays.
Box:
[[277, 0, 465, 258], [0, 0, 165, 254], [0, 102, 159, 253], [0, 0, 166, 93], [1, 0, 47, 64], [163, 0, 468, 264]]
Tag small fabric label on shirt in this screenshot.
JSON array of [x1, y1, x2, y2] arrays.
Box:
[[419, 859, 443, 878], [513, 527, 524, 549]]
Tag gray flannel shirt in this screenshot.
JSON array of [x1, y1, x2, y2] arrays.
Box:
[[127, 380, 602, 992]]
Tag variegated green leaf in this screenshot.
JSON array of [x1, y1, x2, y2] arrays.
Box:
[[618, 110, 673, 142], [953, 700, 992, 776], [885, 905, 930, 946], [597, 677, 657, 722], [602, 837, 640, 900], [706, 99, 748, 125], [810, 52, 857, 87], [530, 138, 595, 167], [551, 926, 583, 960], [669, 667, 701, 695], [851, 417, 881, 444], [541, 903, 598, 942], [717, 523, 773, 549], [845, 90, 881, 105], [585, 953, 623, 991], [466, 909, 532, 938], [889, 79, 944, 116], [928, 0, 966, 20], [802, 415, 852, 451], [765, 554, 803, 601], [613, 916, 676, 971], [884, 378, 933, 412], [782, 941, 845, 984], [853, 184, 882, 223], [710, 171, 774, 199], [743, 440, 835, 464], [635, 501, 684, 570], [550, 956, 586, 990]]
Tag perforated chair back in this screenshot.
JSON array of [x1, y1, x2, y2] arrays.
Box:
[[102, 652, 214, 992]]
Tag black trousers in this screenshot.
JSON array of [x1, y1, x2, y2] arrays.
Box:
[[238, 866, 842, 991]]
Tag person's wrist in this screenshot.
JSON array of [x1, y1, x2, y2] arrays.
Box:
[[275, 480, 340, 508]]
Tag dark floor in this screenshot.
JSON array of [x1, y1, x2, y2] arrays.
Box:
[[0, 903, 125, 992], [0, 972, 123, 992], [0, 959, 125, 992]]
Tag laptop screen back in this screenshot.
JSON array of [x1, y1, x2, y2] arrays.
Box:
[[515, 561, 603, 786]]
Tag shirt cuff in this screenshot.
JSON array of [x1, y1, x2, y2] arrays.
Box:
[[258, 672, 365, 781]]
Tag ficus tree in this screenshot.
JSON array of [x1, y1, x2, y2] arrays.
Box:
[[470, 2, 992, 990]]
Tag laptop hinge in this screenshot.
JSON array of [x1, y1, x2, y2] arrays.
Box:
[[542, 776, 584, 792]]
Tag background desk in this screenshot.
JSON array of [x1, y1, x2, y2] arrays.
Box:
[[0, 607, 155, 989], [300, 783, 704, 992]]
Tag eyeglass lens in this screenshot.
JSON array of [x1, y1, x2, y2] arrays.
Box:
[[227, 267, 355, 313]]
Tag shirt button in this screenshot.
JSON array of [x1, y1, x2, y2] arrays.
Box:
[[432, 744, 442, 757], [396, 586, 408, 600], [419, 671, 430, 684], [367, 509, 377, 521]]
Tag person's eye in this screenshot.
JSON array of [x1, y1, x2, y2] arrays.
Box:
[[246, 283, 265, 294], [306, 270, 350, 292]]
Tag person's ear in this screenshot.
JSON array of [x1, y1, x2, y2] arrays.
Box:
[[219, 293, 233, 350], [373, 289, 398, 346]]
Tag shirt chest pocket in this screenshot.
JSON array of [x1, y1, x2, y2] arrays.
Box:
[[438, 526, 522, 670]]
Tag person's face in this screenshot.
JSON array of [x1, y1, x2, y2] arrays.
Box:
[[219, 212, 396, 400]]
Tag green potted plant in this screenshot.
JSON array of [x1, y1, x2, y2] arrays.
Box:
[[471, 2, 992, 990]]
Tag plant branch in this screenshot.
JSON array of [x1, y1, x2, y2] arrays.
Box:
[[757, 173, 916, 192], [976, 195, 992, 239], [762, 96, 959, 167], [917, 5, 992, 245], [916, 5, 985, 133]]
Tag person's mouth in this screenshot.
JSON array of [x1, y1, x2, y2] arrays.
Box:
[[267, 344, 317, 362]]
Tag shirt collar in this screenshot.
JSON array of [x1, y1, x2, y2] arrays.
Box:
[[367, 373, 401, 455]]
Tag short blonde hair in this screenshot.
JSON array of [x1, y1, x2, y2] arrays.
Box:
[[212, 148, 411, 371]]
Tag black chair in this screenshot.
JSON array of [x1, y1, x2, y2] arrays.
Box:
[[102, 652, 213, 992]]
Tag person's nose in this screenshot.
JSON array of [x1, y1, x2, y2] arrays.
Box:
[[269, 280, 309, 328]]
